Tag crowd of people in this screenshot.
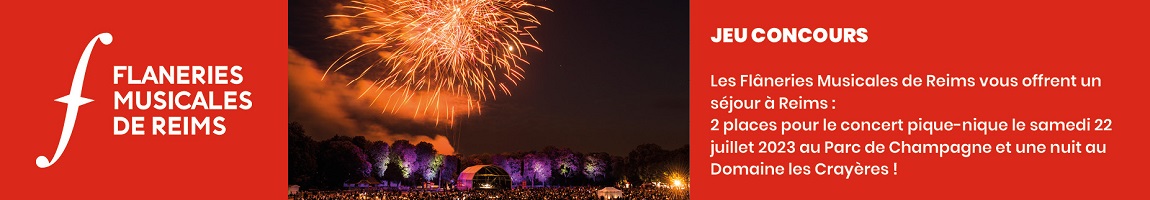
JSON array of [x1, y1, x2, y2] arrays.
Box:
[[290, 186, 688, 200]]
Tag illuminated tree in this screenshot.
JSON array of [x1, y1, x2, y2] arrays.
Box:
[[524, 152, 551, 187], [438, 155, 460, 186], [493, 153, 524, 185], [554, 151, 581, 185], [389, 140, 416, 184], [400, 148, 416, 179], [414, 142, 438, 184], [424, 154, 444, 181], [365, 141, 389, 178], [583, 153, 608, 183]]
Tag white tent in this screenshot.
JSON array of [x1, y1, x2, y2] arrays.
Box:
[[596, 187, 623, 199]]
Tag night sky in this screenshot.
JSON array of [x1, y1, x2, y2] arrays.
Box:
[[288, 0, 688, 156]]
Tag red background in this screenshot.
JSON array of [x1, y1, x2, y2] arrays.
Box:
[[691, 0, 1148, 198], [0, 0, 285, 199], [1, 0, 1146, 199]]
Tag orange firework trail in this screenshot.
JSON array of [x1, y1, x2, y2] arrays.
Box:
[[325, 0, 549, 125]]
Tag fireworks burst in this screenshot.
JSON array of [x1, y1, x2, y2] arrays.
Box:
[[325, 0, 549, 125]]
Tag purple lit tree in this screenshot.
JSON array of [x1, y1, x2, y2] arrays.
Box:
[[414, 142, 438, 184], [583, 153, 608, 183], [524, 152, 552, 187], [400, 148, 416, 179], [554, 151, 581, 185], [365, 141, 389, 178], [389, 140, 416, 184], [493, 153, 524, 185], [438, 155, 460, 186], [424, 154, 444, 182]]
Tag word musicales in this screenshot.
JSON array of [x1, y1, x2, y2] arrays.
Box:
[[710, 27, 868, 43], [112, 65, 253, 136]]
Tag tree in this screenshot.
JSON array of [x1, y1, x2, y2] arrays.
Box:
[[288, 122, 318, 187], [553, 150, 581, 185], [665, 145, 690, 185], [462, 153, 492, 166], [438, 155, 460, 187], [365, 141, 390, 178], [627, 143, 669, 184], [382, 162, 404, 187], [523, 152, 552, 187], [389, 140, 417, 185], [424, 154, 444, 184], [583, 153, 609, 184], [414, 142, 438, 184], [351, 136, 369, 150], [317, 140, 371, 188], [493, 153, 524, 185], [609, 155, 626, 186]]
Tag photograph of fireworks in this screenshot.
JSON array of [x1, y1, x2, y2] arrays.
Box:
[[288, 0, 688, 199]]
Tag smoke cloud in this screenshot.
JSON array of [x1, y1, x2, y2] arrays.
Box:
[[289, 48, 457, 154]]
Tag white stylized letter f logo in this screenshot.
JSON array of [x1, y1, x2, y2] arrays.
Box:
[[36, 33, 112, 168]]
